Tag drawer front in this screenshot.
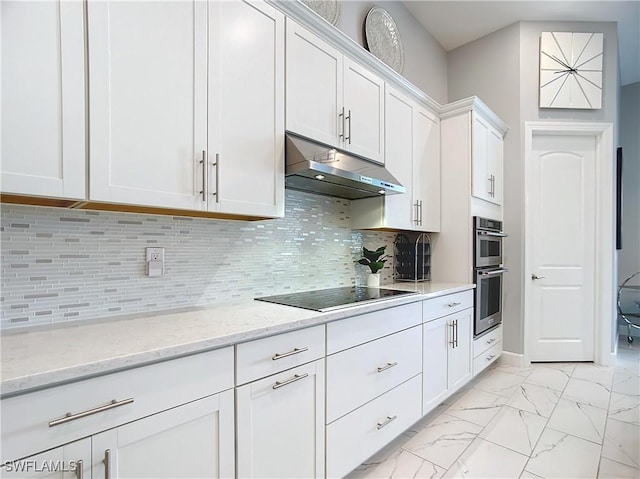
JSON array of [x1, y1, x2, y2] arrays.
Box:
[[1, 346, 234, 463], [326, 375, 422, 479], [326, 325, 422, 424], [423, 290, 473, 323], [473, 341, 502, 377], [327, 301, 422, 355], [236, 325, 325, 385], [473, 325, 503, 358]]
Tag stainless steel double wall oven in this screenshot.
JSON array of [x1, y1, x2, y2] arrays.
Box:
[[473, 217, 507, 336]]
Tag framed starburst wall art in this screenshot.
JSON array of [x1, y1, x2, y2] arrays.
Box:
[[539, 31, 604, 109]]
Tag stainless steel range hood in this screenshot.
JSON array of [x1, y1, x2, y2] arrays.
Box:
[[285, 132, 405, 200]]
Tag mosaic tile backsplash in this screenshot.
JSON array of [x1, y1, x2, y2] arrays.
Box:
[[0, 190, 397, 329]]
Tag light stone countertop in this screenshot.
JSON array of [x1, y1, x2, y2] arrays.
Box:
[[1, 282, 473, 397]]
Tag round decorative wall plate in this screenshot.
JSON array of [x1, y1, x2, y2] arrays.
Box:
[[300, 0, 340, 26], [364, 7, 404, 74]]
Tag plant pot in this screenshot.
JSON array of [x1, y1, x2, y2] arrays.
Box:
[[367, 273, 381, 287]]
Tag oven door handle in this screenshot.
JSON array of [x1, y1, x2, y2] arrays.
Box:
[[477, 231, 508, 238], [478, 268, 508, 276]]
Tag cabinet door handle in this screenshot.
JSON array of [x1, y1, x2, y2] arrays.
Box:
[[211, 153, 219, 203], [345, 109, 351, 144], [338, 107, 345, 140], [418, 200, 423, 226], [486, 354, 496, 362], [273, 373, 309, 389], [271, 346, 308, 360], [486, 337, 496, 344], [75, 459, 83, 479], [48, 398, 134, 427], [447, 302, 461, 308], [449, 322, 456, 348], [103, 449, 111, 479], [199, 150, 207, 202], [377, 362, 398, 372], [454, 319, 459, 348], [376, 415, 397, 430]]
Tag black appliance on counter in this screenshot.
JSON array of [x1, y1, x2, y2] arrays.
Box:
[[255, 286, 417, 312], [473, 217, 508, 336]]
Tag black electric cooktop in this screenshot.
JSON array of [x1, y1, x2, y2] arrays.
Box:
[[255, 286, 417, 312]]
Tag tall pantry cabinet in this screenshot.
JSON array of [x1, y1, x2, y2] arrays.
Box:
[[432, 97, 508, 283]]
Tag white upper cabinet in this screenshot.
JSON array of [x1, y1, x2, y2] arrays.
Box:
[[1, 0, 86, 200], [285, 19, 384, 163], [414, 106, 441, 232], [351, 87, 440, 232], [88, 0, 284, 217], [87, 0, 208, 211], [285, 19, 343, 148], [208, 0, 285, 218], [472, 112, 503, 206], [342, 58, 385, 162]]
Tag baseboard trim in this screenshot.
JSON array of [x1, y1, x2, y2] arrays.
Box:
[[498, 351, 528, 368]]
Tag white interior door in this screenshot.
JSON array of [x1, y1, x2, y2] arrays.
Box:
[[528, 133, 596, 361]]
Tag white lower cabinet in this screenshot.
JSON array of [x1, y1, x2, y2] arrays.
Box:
[[236, 360, 325, 479], [326, 375, 422, 479], [473, 324, 503, 376], [422, 305, 473, 416], [1, 347, 235, 479], [91, 392, 234, 479]]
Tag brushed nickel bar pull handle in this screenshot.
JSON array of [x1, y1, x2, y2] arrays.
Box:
[[103, 449, 111, 479], [486, 354, 496, 362], [211, 153, 219, 203], [447, 302, 461, 307], [199, 150, 206, 202], [376, 415, 397, 430], [345, 109, 351, 144], [377, 362, 398, 373], [453, 319, 458, 348], [338, 107, 345, 139], [48, 398, 134, 427], [414, 201, 419, 225], [419, 200, 423, 226], [75, 459, 83, 479], [273, 373, 309, 390], [486, 337, 496, 344], [449, 322, 456, 348], [272, 346, 308, 360]]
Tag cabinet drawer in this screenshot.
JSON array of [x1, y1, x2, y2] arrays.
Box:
[[236, 325, 325, 385], [473, 341, 502, 377], [327, 301, 421, 355], [1, 346, 234, 463], [326, 325, 422, 424], [473, 325, 503, 358], [326, 375, 422, 479], [423, 290, 473, 323]]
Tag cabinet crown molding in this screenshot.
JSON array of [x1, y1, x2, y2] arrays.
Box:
[[440, 96, 509, 136], [268, 0, 441, 114]]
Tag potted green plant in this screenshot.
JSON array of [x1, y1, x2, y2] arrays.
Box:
[[357, 246, 388, 287]]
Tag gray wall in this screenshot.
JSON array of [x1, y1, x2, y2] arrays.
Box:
[[618, 82, 640, 321], [447, 21, 619, 355], [334, 1, 448, 103]]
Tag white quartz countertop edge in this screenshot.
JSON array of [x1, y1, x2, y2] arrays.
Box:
[[1, 282, 473, 397]]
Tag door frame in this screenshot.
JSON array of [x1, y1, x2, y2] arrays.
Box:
[[523, 121, 615, 366]]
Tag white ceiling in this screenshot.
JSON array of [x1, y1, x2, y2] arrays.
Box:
[[402, 0, 640, 86]]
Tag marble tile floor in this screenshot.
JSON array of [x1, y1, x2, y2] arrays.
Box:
[[347, 337, 640, 479]]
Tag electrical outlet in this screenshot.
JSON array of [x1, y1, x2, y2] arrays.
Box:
[[146, 247, 165, 277]]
